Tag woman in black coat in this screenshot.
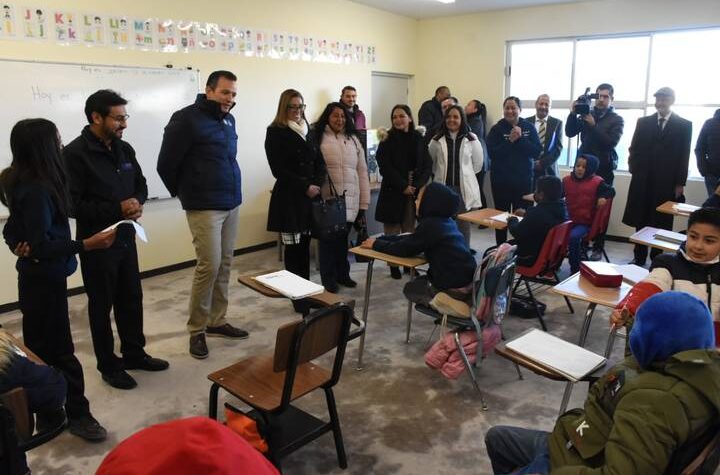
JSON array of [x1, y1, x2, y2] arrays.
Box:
[[375, 104, 432, 278], [265, 89, 325, 312]]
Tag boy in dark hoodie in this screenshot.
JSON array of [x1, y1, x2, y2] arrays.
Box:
[[562, 154, 615, 273], [506, 175, 568, 267], [486, 291, 720, 475], [361, 182, 476, 305]]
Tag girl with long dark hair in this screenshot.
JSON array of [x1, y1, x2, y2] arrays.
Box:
[[1, 118, 115, 442]]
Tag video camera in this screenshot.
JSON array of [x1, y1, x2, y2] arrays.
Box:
[[574, 87, 599, 116]]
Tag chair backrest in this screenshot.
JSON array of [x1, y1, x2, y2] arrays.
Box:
[[585, 198, 613, 243], [273, 303, 354, 409], [473, 243, 517, 327], [665, 424, 720, 475], [519, 220, 573, 275]]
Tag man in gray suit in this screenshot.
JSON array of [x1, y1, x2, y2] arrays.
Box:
[[525, 94, 563, 187]]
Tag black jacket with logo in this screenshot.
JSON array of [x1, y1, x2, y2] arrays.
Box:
[[63, 126, 147, 242]]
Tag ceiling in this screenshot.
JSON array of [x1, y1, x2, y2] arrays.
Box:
[[350, 0, 590, 19]]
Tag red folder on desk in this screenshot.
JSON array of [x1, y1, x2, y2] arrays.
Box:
[[580, 262, 623, 288]]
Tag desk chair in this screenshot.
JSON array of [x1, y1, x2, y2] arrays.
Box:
[[513, 220, 574, 331], [673, 426, 720, 475], [582, 198, 613, 263], [0, 386, 67, 474], [415, 244, 517, 410], [207, 303, 362, 471]]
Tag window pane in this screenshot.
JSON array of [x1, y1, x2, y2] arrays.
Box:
[[509, 41, 573, 101], [671, 106, 718, 179], [649, 29, 720, 104], [574, 37, 649, 102]]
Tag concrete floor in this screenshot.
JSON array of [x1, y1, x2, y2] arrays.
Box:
[[2, 230, 643, 474]]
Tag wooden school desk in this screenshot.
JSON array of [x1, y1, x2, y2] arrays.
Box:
[[456, 208, 510, 229], [628, 226, 685, 253], [551, 272, 637, 413], [348, 246, 427, 370], [656, 200, 700, 217]]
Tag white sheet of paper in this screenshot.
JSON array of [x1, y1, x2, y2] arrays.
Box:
[[490, 212, 522, 224], [102, 220, 148, 243]]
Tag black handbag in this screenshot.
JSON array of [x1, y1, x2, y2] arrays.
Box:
[[311, 174, 347, 240], [351, 214, 371, 262]]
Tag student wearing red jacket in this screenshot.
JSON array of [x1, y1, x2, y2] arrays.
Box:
[[562, 154, 615, 273]]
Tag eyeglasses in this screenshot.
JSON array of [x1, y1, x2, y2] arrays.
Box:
[[287, 104, 306, 111], [109, 114, 130, 122]]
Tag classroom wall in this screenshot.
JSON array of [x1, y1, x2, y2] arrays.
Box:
[[0, 0, 418, 307], [415, 0, 720, 237]]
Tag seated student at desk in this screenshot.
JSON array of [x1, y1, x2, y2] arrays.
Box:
[[611, 207, 720, 329], [563, 154, 615, 273], [0, 330, 67, 475], [485, 291, 720, 475], [360, 182, 475, 306], [506, 175, 568, 267]]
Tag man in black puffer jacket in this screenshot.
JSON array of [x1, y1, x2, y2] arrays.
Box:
[[157, 70, 247, 360], [361, 182, 476, 305]]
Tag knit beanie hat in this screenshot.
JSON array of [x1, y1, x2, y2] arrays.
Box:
[[95, 417, 280, 475], [629, 291, 715, 369]]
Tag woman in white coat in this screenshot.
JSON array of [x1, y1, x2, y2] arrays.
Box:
[[428, 104, 484, 246]]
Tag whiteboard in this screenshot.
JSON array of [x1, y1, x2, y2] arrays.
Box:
[[0, 60, 200, 217]]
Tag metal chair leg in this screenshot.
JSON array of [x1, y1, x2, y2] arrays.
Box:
[[514, 363, 524, 380], [325, 388, 348, 469], [208, 383, 220, 419], [425, 324, 439, 350], [523, 278, 548, 331], [454, 332, 488, 411]]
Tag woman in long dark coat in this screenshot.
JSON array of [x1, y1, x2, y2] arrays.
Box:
[[375, 104, 432, 278], [265, 89, 325, 313]]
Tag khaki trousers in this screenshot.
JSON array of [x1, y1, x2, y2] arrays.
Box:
[[185, 206, 240, 335]]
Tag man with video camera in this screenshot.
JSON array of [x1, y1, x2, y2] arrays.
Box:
[[566, 83, 624, 185], [566, 83, 624, 260]]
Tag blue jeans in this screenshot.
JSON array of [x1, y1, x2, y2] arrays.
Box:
[[568, 224, 590, 274], [485, 426, 551, 475]]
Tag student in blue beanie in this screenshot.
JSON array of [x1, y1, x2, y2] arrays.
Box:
[[485, 291, 720, 475]]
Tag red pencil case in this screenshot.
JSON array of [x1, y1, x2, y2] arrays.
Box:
[[580, 262, 622, 288]]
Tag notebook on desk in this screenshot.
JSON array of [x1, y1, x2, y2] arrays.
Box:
[[505, 329, 607, 382], [653, 229, 686, 245], [672, 203, 700, 214], [253, 270, 325, 300]]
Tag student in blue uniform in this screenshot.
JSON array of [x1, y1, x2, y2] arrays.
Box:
[[1, 118, 115, 441]]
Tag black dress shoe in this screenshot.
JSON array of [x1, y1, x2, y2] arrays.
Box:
[[124, 355, 170, 371], [324, 282, 339, 293], [102, 369, 137, 390], [390, 267, 402, 279], [68, 414, 107, 442], [337, 277, 357, 288]]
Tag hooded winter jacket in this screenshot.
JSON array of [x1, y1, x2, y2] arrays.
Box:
[[372, 182, 476, 289], [508, 200, 568, 267], [563, 154, 615, 226], [549, 349, 720, 474]]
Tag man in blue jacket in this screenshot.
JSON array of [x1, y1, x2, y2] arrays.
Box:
[[157, 70, 247, 359]]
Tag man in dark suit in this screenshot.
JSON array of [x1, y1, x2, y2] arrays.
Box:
[[525, 94, 564, 187], [622, 87, 692, 266]]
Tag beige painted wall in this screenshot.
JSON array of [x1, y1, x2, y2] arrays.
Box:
[[415, 0, 720, 238], [0, 0, 417, 306]]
